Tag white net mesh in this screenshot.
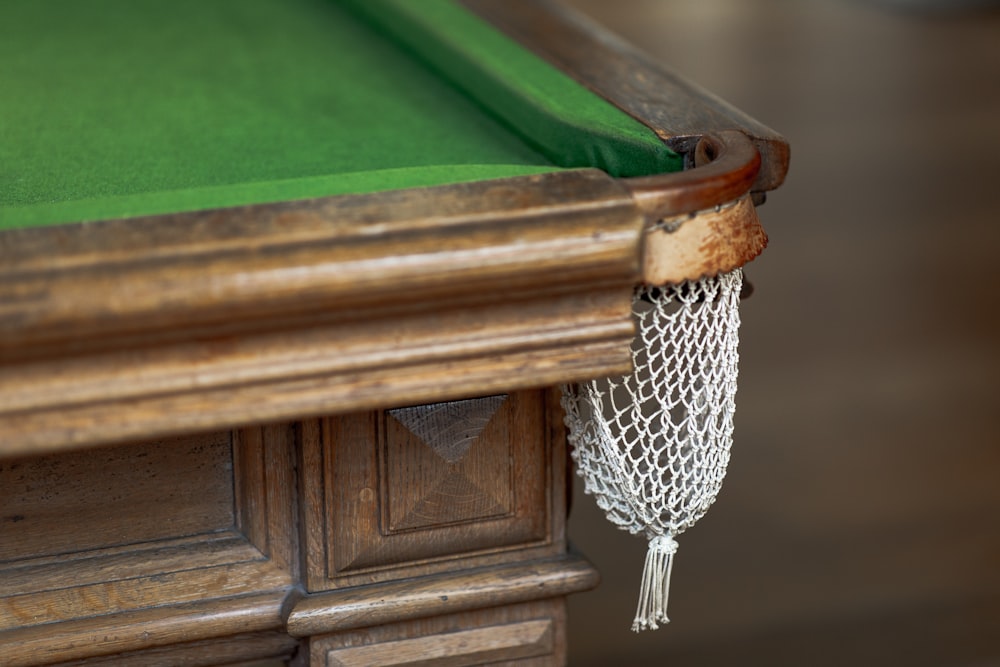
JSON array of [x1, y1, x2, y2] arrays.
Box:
[[561, 268, 743, 631]]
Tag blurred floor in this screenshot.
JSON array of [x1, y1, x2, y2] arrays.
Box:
[[561, 1, 1000, 665]]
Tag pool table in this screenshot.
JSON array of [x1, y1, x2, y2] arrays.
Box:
[[0, 0, 788, 664]]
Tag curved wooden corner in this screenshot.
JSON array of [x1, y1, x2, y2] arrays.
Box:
[[463, 0, 786, 286], [623, 130, 762, 221], [626, 132, 768, 283], [463, 0, 790, 195], [641, 195, 767, 285]]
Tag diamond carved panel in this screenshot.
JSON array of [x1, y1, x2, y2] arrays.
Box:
[[384, 395, 511, 532], [313, 390, 558, 587]]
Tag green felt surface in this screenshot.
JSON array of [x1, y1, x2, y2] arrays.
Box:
[[0, 0, 680, 230], [346, 0, 682, 179]]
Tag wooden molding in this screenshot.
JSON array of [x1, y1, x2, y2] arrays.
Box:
[[462, 0, 790, 195], [324, 619, 553, 666], [0, 428, 299, 665], [308, 600, 569, 667], [0, 2, 787, 462], [51, 632, 299, 667], [233, 423, 301, 577], [287, 554, 598, 637], [300, 389, 567, 593], [328, 393, 547, 577], [0, 170, 643, 457], [0, 2, 790, 664], [0, 539, 293, 664]]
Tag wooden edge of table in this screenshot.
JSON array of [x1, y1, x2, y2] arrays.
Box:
[[642, 193, 767, 285], [0, 160, 764, 461], [0, 0, 787, 457], [286, 553, 599, 637], [0, 527, 297, 665], [0, 588, 292, 667], [463, 0, 780, 281], [463, 0, 791, 198], [628, 131, 769, 283], [0, 170, 643, 457]]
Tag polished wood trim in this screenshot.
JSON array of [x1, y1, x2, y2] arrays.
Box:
[[0, 533, 280, 627], [52, 632, 299, 667], [0, 532, 295, 665], [462, 0, 790, 196], [0, 590, 290, 667], [0, 330, 633, 460], [0, 430, 300, 665], [323, 619, 553, 666], [0, 170, 643, 457], [622, 131, 762, 221], [0, 171, 637, 354], [462, 0, 781, 281], [308, 600, 567, 667], [287, 554, 598, 637], [234, 423, 301, 578], [0, 0, 787, 461]]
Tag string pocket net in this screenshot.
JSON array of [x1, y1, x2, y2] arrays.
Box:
[[562, 268, 743, 631]]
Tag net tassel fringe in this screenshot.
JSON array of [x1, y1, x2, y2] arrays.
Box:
[[561, 269, 743, 632], [632, 534, 679, 632]]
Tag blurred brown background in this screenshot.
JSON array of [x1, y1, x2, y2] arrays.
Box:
[[560, 1, 1000, 665]]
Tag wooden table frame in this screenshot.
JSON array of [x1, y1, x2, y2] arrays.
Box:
[[0, 1, 788, 664]]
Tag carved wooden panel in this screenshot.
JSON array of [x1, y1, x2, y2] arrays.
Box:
[[233, 423, 301, 576], [309, 599, 566, 667], [383, 395, 512, 532], [0, 427, 298, 665], [0, 433, 233, 562], [301, 389, 566, 592]]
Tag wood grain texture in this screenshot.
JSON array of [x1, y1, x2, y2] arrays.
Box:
[[0, 428, 299, 665], [622, 130, 762, 227], [462, 1, 780, 283], [0, 170, 637, 351], [0, 170, 644, 458], [383, 396, 513, 532], [0, 431, 233, 561], [0, 0, 789, 460], [298, 418, 329, 594], [0, 2, 792, 663], [0, 533, 256, 599], [301, 390, 564, 592], [308, 600, 569, 667], [288, 554, 597, 638], [50, 631, 298, 667], [463, 0, 789, 195], [324, 619, 553, 667], [0, 590, 290, 667], [233, 423, 300, 577], [641, 194, 767, 284], [0, 547, 286, 630]]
